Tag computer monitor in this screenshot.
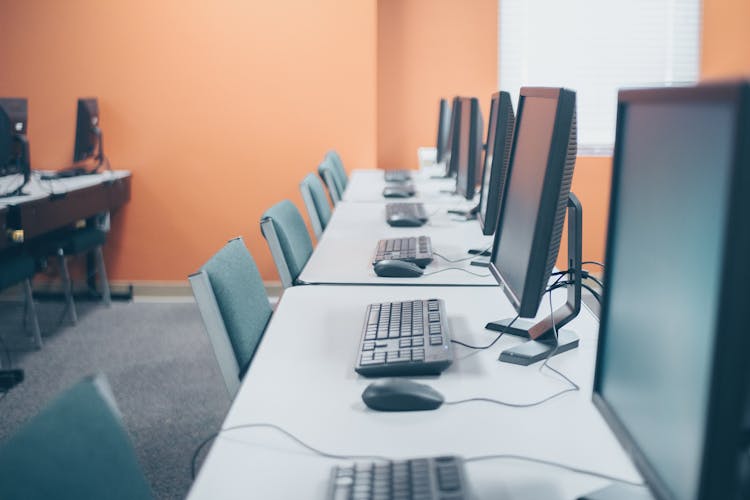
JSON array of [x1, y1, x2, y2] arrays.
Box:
[[485, 87, 579, 361], [73, 98, 104, 167], [0, 98, 31, 196], [455, 97, 483, 200], [584, 82, 750, 500], [435, 98, 452, 164], [444, 96, 462, 178], [477, 91, 515, 236]]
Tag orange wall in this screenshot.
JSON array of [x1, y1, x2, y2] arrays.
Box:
[[702, 0, 750, 79], [0, 0, 377, 281], [377, 0, 498, 169]]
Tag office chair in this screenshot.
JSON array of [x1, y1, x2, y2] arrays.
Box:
[[189, 237, 272, 398], [53, 226, 111, 325], [260, 200, 314, 288], [0, 375, 153, 500], [0, 251, 42, 349], [325, 150, 349, 189], [299, 173, 332, 239], [318, 156, 344, 205]]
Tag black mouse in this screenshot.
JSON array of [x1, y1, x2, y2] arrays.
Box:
[[383, 187, 414, 198], [362, 378, 444, 412], [387, 214, 424, 227], [373, 260, 424, 278]]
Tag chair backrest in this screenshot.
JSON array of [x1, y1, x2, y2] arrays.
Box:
[[189, 237, 271, 397], [325, 150, 348, 188], [0, 375, 153, 500], [317, 156, 343, 205], [299, 173, 332, 239], [260, 200, 314, 288]]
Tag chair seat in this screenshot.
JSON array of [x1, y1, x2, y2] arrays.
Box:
[[61, 227, 107, 255], [0, 253, 36, 290]]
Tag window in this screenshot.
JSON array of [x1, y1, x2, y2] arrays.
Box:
[[499, 0, 701, 155]]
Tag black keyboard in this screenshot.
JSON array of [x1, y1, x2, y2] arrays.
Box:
[[373, 237, 433, 267], [386, 203, 428, 223], [384, 170, 412, 182], [327, 456, 470, 500], [355, 299, 453, 377]]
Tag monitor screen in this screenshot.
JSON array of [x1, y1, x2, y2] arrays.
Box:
[[436, 99, 452, 163], [445, 97, 461, 177], [456, 97, 481, 200], [74, 98, 101, 163], [594, 93, 737, 500], [478, 91, 515, 235], [489, 88, 576, 317]]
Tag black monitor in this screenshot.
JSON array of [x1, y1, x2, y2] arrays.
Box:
[[584, 82, 750, 500], [455, 97, 483, 200], [445, 96, 461, 178], [0, 98, 31, 196], [477, 91, 515, 236], [435, 98, 452, 164], [73, 98, 104, 168], [485, 87, 580, 362]]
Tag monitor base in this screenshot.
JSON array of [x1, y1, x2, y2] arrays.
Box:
[[498, 329, 578, 365], [467, 247, 491, 256], [577, 484, 653, 500], [485, 317, 541, 338], [470, 256, 490, 267]]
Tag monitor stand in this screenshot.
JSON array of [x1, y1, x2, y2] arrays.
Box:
[[577, 484, 653, 500], [487, 193, 582, 363]]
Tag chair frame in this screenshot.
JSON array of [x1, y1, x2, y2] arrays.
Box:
[[259, 216, 295, 288], [299, 179, 324, 239]]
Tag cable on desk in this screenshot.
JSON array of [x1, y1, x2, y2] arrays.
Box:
[[451, 314, 519, 350], [463, 454, 644, 487], [422, 267, 490, 278], [191, 422, 390, 479], [443, 387, 578, 409], [538, 285, 580, 392], [433, 245, 491, 264]]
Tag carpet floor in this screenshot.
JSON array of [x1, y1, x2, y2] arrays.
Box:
[[0, 298, 231, 500]]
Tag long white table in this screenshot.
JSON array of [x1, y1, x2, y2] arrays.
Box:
[[188, 285, 640, 500], [299, 201, 497, 286], [344, 169, 471, 204]]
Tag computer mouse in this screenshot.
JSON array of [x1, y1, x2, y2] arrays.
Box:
[[382, 187, 413, 198], [373, 260, 424, 278], [362, 378, 444, 412], [387, 214, 424, 227]]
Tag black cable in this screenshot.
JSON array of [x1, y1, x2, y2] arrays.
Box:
[[463, 454, 644, 487], [582, 260, 604, 269], [450, 315, 519, 350], [423, 267, 490, 278], [581, 283, 602, 304], [191, 423, 390, 479], [585, 274, 604, 290]]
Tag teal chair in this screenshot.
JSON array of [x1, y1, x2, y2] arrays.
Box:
[[0, 251, 42, 349], [318, 156, 344, 205], [325, 150, 349, 189], [0, 375, 153, 500], [260, 200, 314, 289], [299, 173, 332, 239], [189, 237, 272, 398]]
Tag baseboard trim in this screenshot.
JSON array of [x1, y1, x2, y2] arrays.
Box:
[[0, 280, 285, 302]]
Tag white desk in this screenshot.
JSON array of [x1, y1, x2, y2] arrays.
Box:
[[344, 169, 470, 205], [0, 170, 131, 206], [188, 285, 639, 500], [299, 201, 497, 286]]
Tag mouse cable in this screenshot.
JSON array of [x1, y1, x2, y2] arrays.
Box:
[[423, 267, 490, 278], [433, 245, 492, 264], [538, 287, 580, 392], [191, 422, 390, 479], [463, 454, 644, 487], [451, 314, 519, 350], [190, 421, 642, 487]]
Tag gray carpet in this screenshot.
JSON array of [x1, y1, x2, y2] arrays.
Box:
[[0, 298, 231, 500]]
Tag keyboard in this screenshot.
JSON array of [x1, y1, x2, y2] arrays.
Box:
[[373, 237, 433, 267], [384, 169, 412, 182], [327, 456, 470, 500], [355, 299, 453, 377], [386, 203, 429, 224]]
